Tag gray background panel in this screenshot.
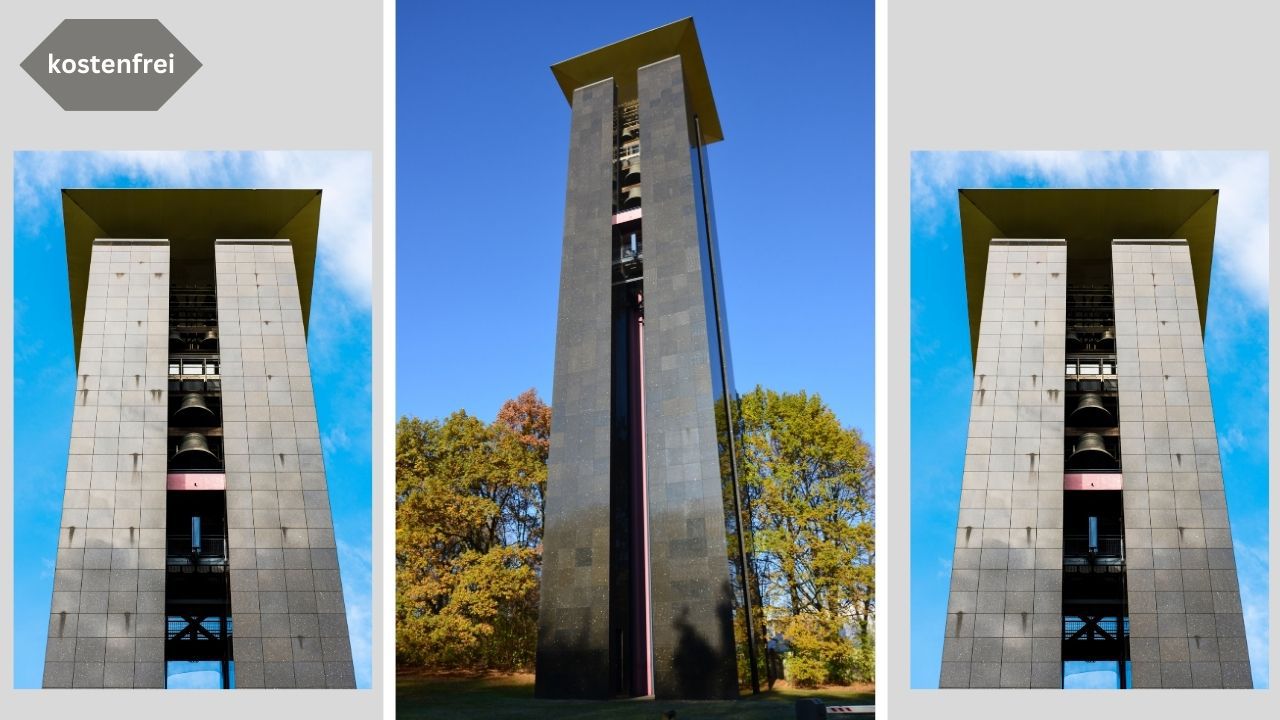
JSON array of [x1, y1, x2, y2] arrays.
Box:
[[2, 0, 383, 712], [888, 3, 1280, 715]]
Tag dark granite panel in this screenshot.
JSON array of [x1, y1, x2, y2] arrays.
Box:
[[638, 55, 738, 701], [535, 77, 617, 700]]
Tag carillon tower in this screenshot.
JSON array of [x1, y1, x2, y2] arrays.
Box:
[[940, 189, 1252, 689], [44, 189, 356, 689], [536, 18, 759, 701]]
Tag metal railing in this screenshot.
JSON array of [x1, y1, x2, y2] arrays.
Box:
[[165, 534, 228, 565], [1063, 533, 1124, 564], [166, 615, 232, 642], [1063, 614, 1129, 642]]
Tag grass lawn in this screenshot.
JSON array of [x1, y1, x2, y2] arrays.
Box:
[[397, 670, 874, 720]]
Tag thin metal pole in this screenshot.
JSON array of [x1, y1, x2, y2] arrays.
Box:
[[692, 115, 760, 694]]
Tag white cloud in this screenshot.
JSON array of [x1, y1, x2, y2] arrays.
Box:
[[911, 151, 1269, 306], [250, 151, 374, 307], [1217, 426, 1248, 456], [324, 425, 352, 452], [13, 151, 373, 308]]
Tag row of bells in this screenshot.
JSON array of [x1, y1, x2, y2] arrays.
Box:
[[170, 329, 218, 351], [1069, 391, 1118, 469], [1066, 327, 1115, 352], [172, 391, 221, 469]]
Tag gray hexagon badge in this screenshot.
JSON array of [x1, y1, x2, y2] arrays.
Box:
[[21, 19, 201, 111]]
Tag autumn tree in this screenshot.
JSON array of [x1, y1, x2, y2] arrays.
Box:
[[737, 386, 875, 686], [396, 390, 550, 671], [396, 385, 875, 687]]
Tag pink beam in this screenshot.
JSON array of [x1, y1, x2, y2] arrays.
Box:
[[640, 309, 652, 695], [167, 473, 226, 491], [631, 297, 653, 696], [613, 208, 642, 225], [1063, 473, 1122, 491]]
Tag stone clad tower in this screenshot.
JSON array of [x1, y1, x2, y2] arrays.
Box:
[[44, 189, 356, 689], [536, 18, 759, 701], [940, 189, 1252, 689]]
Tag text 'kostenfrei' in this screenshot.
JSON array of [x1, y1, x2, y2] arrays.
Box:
[[47, 52, 176, 74]]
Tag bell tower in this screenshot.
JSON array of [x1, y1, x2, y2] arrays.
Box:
[[940, 189, 1252, 689], [535, 18, 760, 701], [44, 189, 357, 689]]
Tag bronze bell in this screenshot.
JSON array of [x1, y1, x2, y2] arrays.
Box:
[[621, 185, 642, 209], [173, 392, 216, 425], [200, 329, 219, 350], [1065, 332, 1083, 352], [1098, 327, 1116, 351], [1069, 392, 1113, 427], [1068, 432, 1117, 469], [173, 432, 219, 469], [169, 331, 186, 351]]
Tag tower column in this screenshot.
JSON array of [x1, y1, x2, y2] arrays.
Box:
[[638, 54, 739, 700], [940, 239, 1066, 689], [215, 238, 355, 689], [535, 77, 618, 700], [1112, 239, 1251, 689], [44, 239, 171, 689]]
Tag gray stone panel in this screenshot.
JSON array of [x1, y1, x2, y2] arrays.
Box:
[[638, 54, 738, 701], [216, 239, 355, 688], [1113, 240, 1251, 688], [941, 240, 1066, 688], [45, 240, 170, 688], [534, 77, 617, 700]]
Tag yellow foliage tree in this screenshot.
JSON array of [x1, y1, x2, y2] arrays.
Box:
[[396, 390, 549, 671], [737, 386, 875, 686]]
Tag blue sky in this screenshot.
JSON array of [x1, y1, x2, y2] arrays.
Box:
[[12, 151, 373, 689], [396, 1, 875, 444], [910, 151, 1270, 688]]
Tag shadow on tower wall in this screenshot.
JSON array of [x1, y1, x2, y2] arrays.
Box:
[[534, 605, 610, 700], [665, 599, 738, 700]]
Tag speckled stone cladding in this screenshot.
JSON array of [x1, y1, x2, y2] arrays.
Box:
[[941, 240, 1067, 688], [536, 77, 618, 700], [215, 239, 355, 689], [537, 54, 741, 701], [44, 240, 172, 688], [1111, 239, 1251, 688], [636, 55, 738, 700]]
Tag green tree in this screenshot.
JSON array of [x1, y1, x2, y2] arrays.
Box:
[[737, 386, 875, 686], [396, 390, 550, 671], [395, 385, 875, 688]]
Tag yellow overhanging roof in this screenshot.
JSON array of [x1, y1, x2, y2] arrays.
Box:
[[62, 188, 323, 362], [958, 188, 1219, 360], [551, 17, 722, 144]]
